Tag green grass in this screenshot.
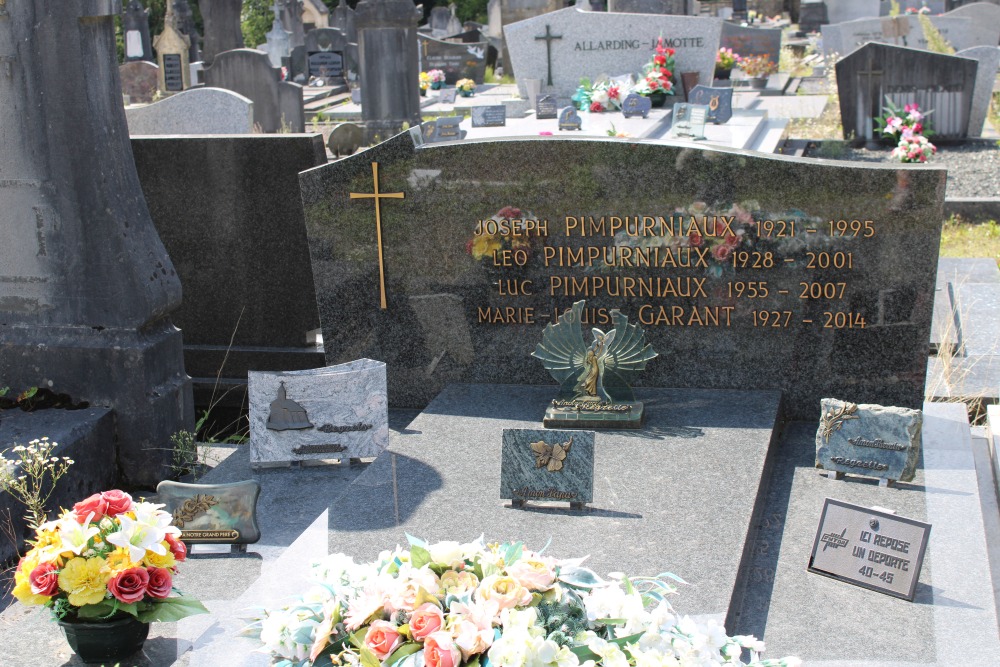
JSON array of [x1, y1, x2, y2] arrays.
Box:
[[940, 217, 1000, 266]]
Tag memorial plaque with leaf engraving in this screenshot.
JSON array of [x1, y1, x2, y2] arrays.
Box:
[[471, 105, 506, 127], [156, 479, 262, 545], [536, 94, 558, 119], [808, 498, 930, 601], [500, 428, 595, 508]]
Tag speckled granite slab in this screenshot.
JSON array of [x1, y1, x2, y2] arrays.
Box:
[[248, 359, 388, 466]]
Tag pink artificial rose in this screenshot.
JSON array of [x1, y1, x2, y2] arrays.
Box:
[[507, 556, 556, 591], [29, 562, 59, 596], [101, 490, 134, 517], [712, 244, 733, 261], [146, 567, 173, 599], [73, 493, 108, 522], [165, 533, 187, 562], [364, 620, 403, 660], [410, 602, 445, 641], [108, 567, 150, 604], [424, 631, 460, 667]]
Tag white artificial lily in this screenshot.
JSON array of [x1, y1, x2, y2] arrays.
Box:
[[57, 512, 100, 556], [106, 514, 167, 562]]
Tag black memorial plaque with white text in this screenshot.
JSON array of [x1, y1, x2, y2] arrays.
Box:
[[162, 53, 184, 91]]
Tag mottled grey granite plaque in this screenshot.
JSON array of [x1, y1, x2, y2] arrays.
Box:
[[439, 87, 458, 104], [471, 105, 507, 127], [500, 428, 595, 506], [156, 479, 262, 544], [536, 94, 558, 119], [247, 359, 388, 466], [621, 93, 651, 119], [808, 498, 930, 601], [816, 398, 921, 483]]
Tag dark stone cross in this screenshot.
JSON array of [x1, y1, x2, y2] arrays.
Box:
[[535, 24, 562, 87]]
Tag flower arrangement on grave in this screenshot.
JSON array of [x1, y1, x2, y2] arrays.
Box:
[[12, 489, 208, 627], [466, 206, 542, 265], [571, 78, 632, 113], [736, 55, 777, 80], [247, 536, 800, 667], [715, 47, 742, 79], [633, 37, 676, 104], [428, 69, 446, 89], [419, 72, 431, 96], [876, 100, 937, 162], [456, 78, 476, 97]]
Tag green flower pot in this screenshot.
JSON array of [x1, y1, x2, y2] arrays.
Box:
[[59, 614, 150, 664]]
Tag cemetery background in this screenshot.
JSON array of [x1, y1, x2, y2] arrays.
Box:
[[3, 0, 1000, 665]]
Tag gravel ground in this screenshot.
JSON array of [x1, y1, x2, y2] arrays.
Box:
[[825, 141, 1000, 199]]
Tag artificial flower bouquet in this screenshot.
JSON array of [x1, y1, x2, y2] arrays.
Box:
[[736, 55, 777, 79], [247, 536, 800, 667], [12, 489, 208, 624], [428, 69, 446, 89], [635, 36, 676, 97], [876, 100, 936, 162], [891, 133, 937, 163], [419, 72, 431, 95], [456, 79, 477, 96], [715, 47, 741, 77]]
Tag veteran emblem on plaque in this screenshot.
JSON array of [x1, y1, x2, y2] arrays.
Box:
[[532, 300, 657, 428]]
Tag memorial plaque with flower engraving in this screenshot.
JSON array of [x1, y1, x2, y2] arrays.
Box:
[[500, 428, 595, 508]]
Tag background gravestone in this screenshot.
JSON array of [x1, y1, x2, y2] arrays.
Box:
[[328, 122, 365, 157], [0, 0, 192, 487], [496, 0, 563, 80], [956, 46, 1000, 138], [125, 88, 255, 135], [263, 5, 294, 68], [825, 0, 879, 24], [821, 15, 975, 57], [720, 23, 782, 62], [283, 0, 308, 49], [200, 0, 245, 66], [204, 49, 306, 132], [419, 34, 489, 84], [942, 3, 1000, 51], [608, 0, 689, 14], [799, 1, 828, 32], [356, 0, 423, 143], [173, 0, 202, 63], [132, 134, 328, 416], [836, 43, 978, 143], [504, 9, 721, 99], [299, 133, 945, 418], [331, 0, 359, 42], [304, 27, 358, 83], [154, 4, 191, 92], [881, 0, 947, 14], [123, 0, 154, 62], [120, 60, 160, 103]]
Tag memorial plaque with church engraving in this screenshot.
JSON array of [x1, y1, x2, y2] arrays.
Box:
[[808, 498, 930, 601], [299, 134, 945, 419], [247, 359, 388, 466]]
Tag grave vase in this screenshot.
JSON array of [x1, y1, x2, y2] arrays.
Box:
[[431, 81, 443, 90], [749, 76, 769, 90], [648, 90, 668, 108], [459, 89, 474, 97], [714, 67, 732, 80], [59, 614, 150, 663]]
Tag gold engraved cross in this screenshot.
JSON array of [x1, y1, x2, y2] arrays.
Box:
[[349, 162, 404, 310]]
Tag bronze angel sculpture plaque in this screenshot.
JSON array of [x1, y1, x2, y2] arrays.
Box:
[[532, 300, 657, 428]]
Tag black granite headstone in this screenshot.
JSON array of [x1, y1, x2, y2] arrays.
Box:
[[836, 43, 978, 143], [122, 0, 154, 62], [310, 51, 345, 79], [132, 135, 328, 409], [419, 34, 489, 84], [799, 2, 828, 33], [200, 0, 245, 66], [203, 49, 306, 133], [304, 27, 357, 82], [687, 85, 733, 124], [536, 94, 558, 119], [299, 132, 946, 419], [471, 105, 507, 127], [1, 0, 192, 487], [720, 23, 782, 62]]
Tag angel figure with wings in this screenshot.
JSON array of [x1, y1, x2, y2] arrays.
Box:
[[532, 300, 657, 404]]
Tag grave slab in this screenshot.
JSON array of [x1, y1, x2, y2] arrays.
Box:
[[325, 384, 784, 627], [735, 403, 1000, 665], [748, 94, 827, 118]]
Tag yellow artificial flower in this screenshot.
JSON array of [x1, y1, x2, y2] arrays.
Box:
[[470, 234, 501, 260], [143, 546, 176, 570], [12, 553, 50, 606], [31, 528, 67, 564], [58, 556, 110, 607], [103, 547, 139, 575]]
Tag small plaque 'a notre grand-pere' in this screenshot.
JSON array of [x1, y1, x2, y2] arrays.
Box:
[[816, 398, 922, 483], [156, 479, 262, 545], [808, 498, 930, 601], [500, 428, 594, 508]]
